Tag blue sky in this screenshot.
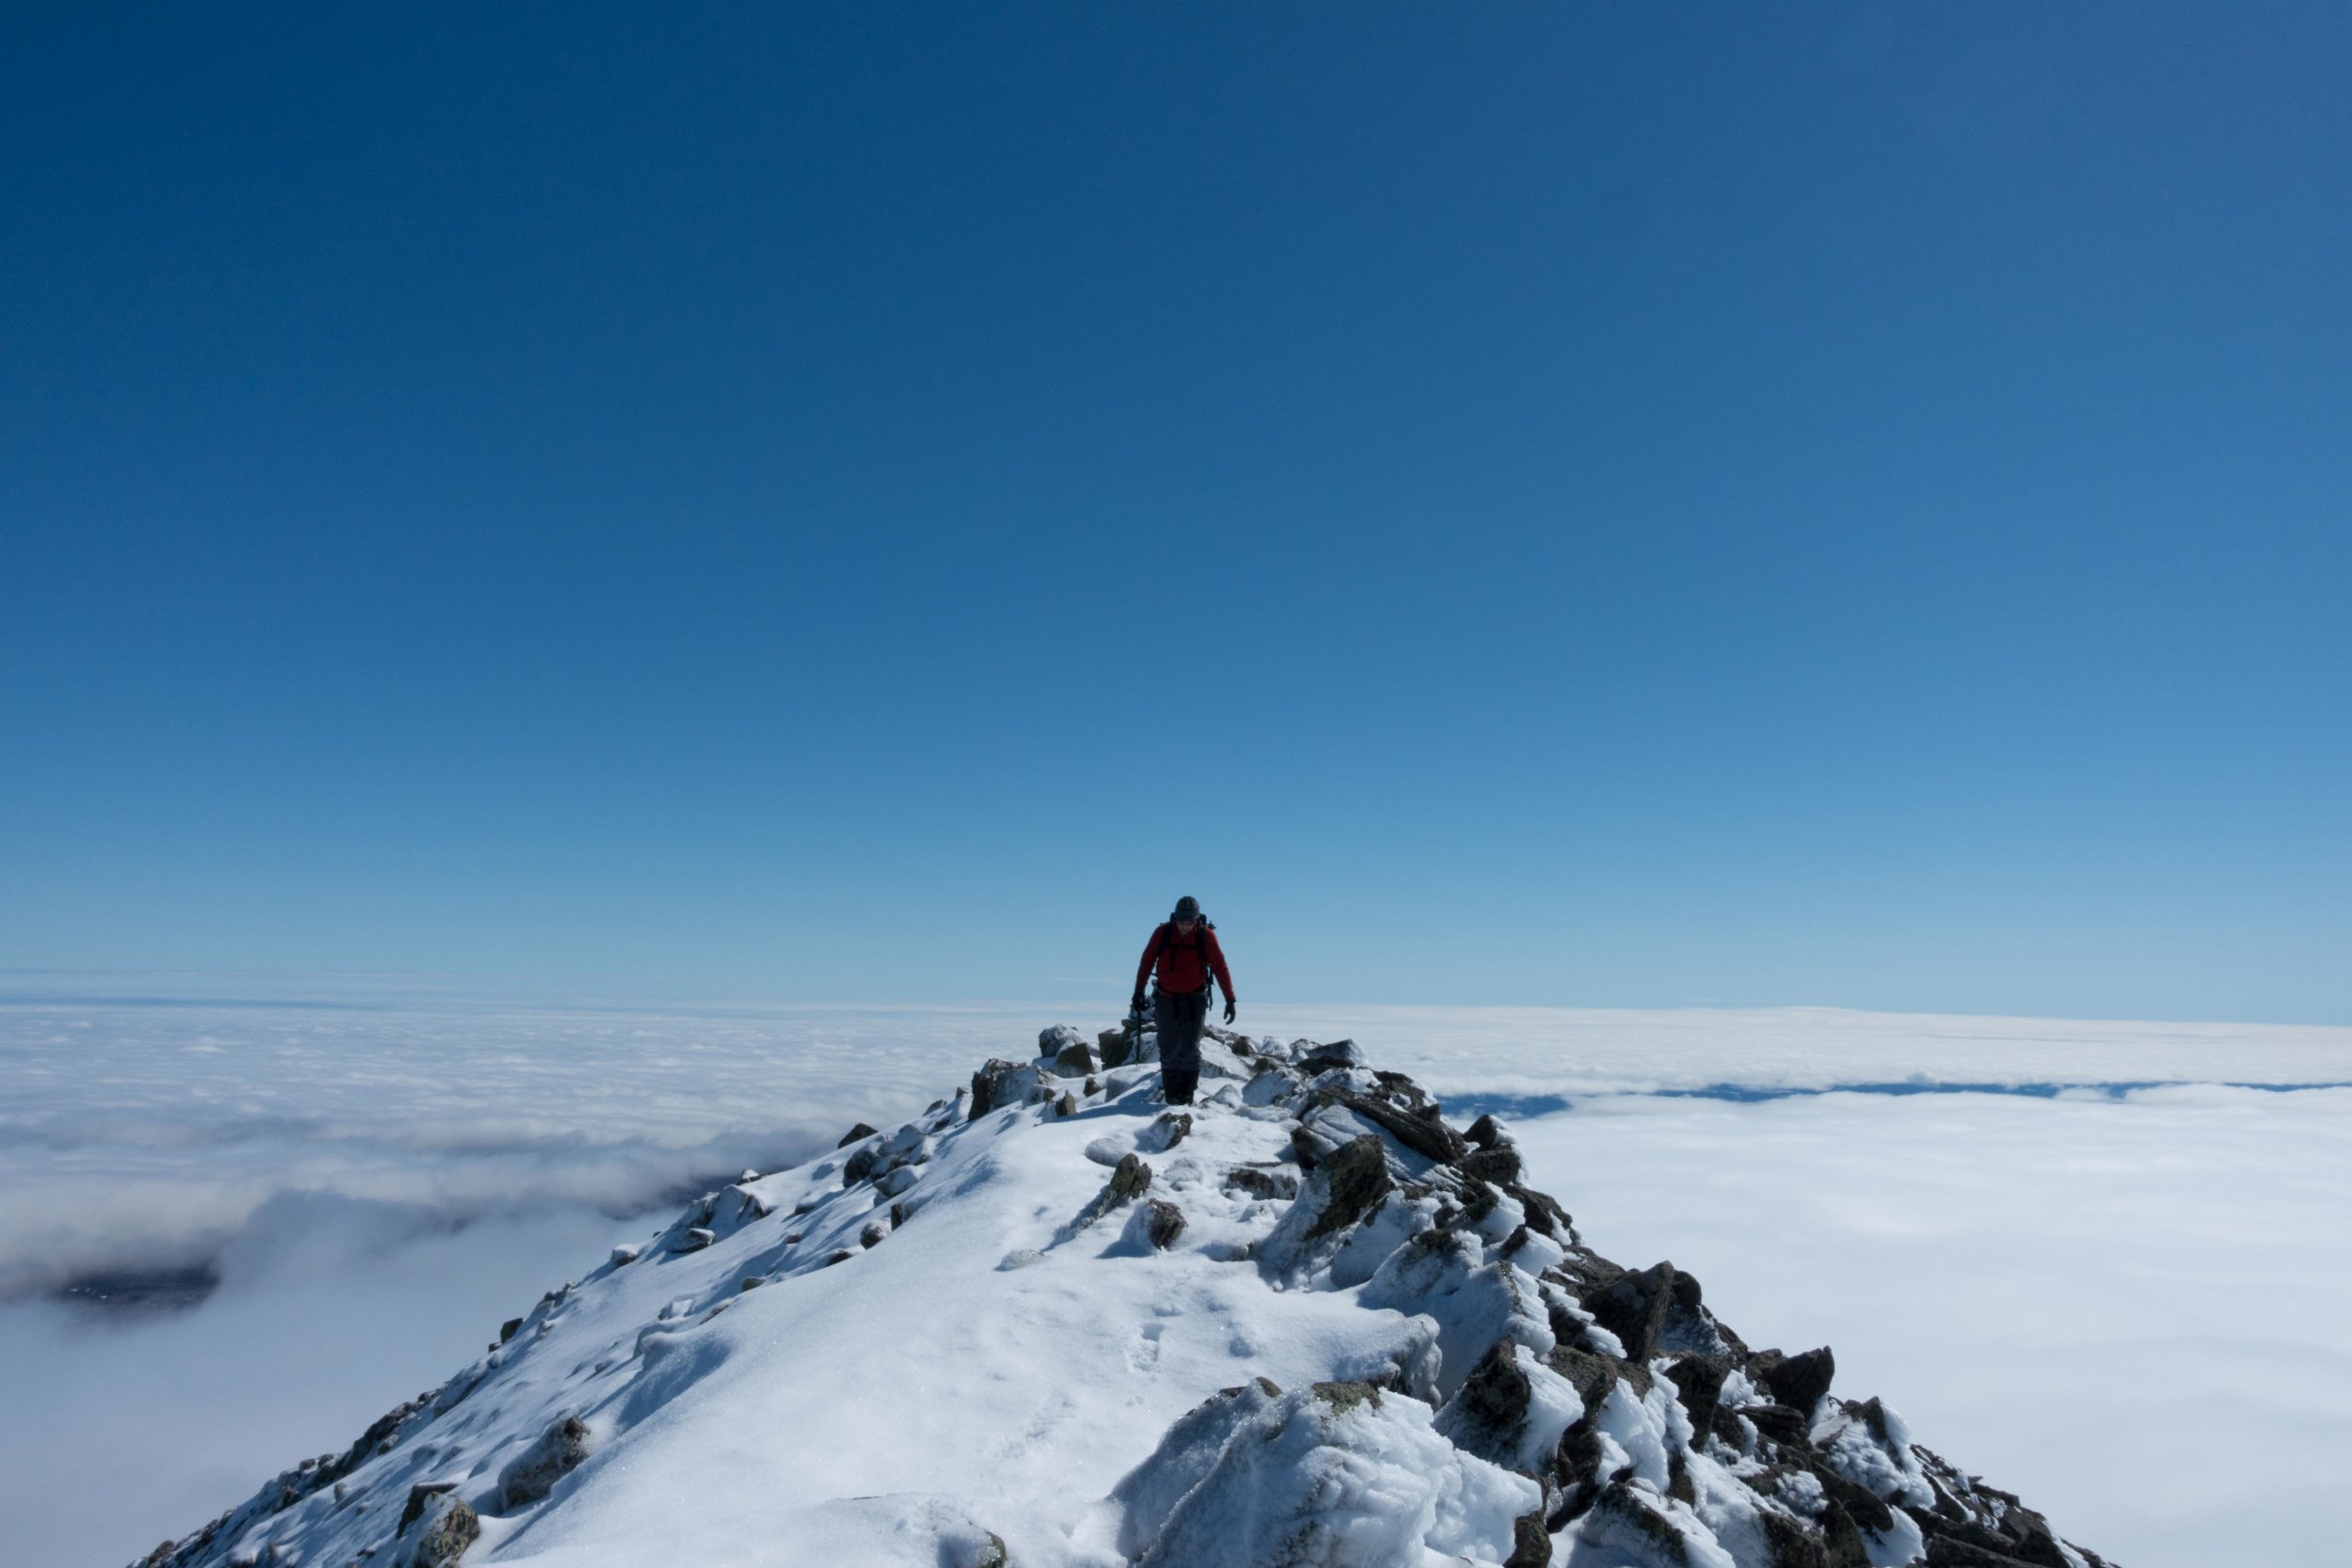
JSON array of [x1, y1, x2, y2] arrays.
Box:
[[5, 3, 2347, 1019]]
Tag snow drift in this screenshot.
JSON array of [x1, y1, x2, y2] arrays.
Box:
[[133, 1023, 2116, 1568]]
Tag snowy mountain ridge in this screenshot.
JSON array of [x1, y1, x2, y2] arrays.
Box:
[[136, 1022, 2116, 1568]]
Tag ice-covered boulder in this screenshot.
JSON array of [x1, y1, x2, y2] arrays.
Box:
[[1111, 1380, 1539, 1568]]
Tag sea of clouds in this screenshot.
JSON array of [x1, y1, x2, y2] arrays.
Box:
[[3, 990, 2346, 1568]]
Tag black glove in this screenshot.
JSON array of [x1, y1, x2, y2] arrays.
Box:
[[1222, 996, 1236, 1025], [1130, 991, 1147, 1016]]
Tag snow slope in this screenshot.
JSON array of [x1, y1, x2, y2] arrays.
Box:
[[137, 1024, 2115, 1568]]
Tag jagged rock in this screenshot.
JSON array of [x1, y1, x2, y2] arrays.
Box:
[[1143, 1199, 1185, 1249], [1460, 1146, 1522, 1184], [970, 1058, 1044, 1117], [1746, 1402, 1812, 1446], [1549, 1342, 1649, 1405], [1307, 1134, 1391, 1239], [1294, 1038, 1366, 1072], [1505, 1509, 1550, 1568], [1108, 1151, 1152, 1202], [1666, 1354, 1733, 1437], [1438, 1339, 1533, 1465], [1761, 1510, 1833, 1568], [1584, 1259, 1703, 1362], [397, 1484, 452, 1534], [1581, 1480, 1691, 1564], [1755, 1346, 1837, 1415], [497, 1318, 522, 1345], [1222, 1164, 1297, 1200], [837, 1121, 879, 1148], [409, 1494, 478, 1568], [1097, 1025, 1131, 1068], [608, 1244, 639, 1266], [140, 1020, 2113, 1568], [1328, 1087, 1468, 1164], [1038, 1023, 1089, 1057], [498, 1416, 591, 1510]]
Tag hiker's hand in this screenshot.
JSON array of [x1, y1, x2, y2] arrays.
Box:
[[1223, 996, 1236, 1024], [1130, 991, 1146, 1015]]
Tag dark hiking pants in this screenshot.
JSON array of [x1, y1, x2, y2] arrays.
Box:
[[1153, 987, 1210, 1104]]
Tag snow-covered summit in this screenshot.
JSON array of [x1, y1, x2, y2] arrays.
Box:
[[137, 1023, 2116, 1568]]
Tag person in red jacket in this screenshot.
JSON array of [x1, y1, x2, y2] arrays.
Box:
[[1131, 895, 1235, 1106]]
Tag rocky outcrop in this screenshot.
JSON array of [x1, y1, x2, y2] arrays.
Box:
[[133, 1023, 2115, 1568]]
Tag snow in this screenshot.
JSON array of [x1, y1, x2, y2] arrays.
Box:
[[5, 993, 2349, 1568]]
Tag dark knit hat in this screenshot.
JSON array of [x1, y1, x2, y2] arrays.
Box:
[[1172, 895, 1201, 922]]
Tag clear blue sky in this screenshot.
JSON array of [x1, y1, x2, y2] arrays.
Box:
[[5, 4, 2346, 1020]]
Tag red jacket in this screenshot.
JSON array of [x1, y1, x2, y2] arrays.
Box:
[[1136, 922, 1234, 999]]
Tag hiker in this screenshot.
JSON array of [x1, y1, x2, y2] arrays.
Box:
[[1131, 895, 1235, 1106]]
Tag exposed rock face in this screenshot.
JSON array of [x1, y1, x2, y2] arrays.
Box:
[[135, 1024, 2114, 1568]]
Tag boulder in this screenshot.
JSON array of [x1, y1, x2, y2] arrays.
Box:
[[969, 1059, 1044, 1117], [498, 1416, 591, 1510], [1038, 1022, 1088, 1057], [1755, 1346, 1836, 1416], [1143, 1199, 1186, 1250], [836, 1122, 879, 1148]]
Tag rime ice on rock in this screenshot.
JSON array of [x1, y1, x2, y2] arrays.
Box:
[[134, 1027, 2119, 1568]]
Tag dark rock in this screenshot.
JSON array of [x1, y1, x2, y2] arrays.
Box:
[[1289, 1126, 1323, 1168], [1585, 1481, 1690, 1564], [1925, 1542, 2047, 1568], [1098, 1026, 1132, 1069], [1464, 1113, 1510, 1149], [1056, 1092, 1078, 1117], [1331, 1089, 1468, 1164], [1755, 1347, 1836, 1415], [1668, 1450, 1696, 1504], [1109, 1152, 1152, 1202], [1440, 1340, 1534, 1470], [1666, 1355, 1733, 1439], [498, 1416, 591, 1510], [1745, 1402, 1811, 1447], [1505, 1510, 1551, 1568], [674, 1227, 715, 1253], [1461, 1147, 1522, 1185], [498, 1318, 522, 1345], [860, 1221, 889, 1248], [969, 1058, 1040, 1117], [825, 1249, 854, 1266], [1222, 1164, 1294, 1199], [1819, 1501, 1873, 1568], [1305, 1134, 1393, 1241], [835, 1122, 879, 1148], [1916, 1511, 2070, 1568], [1152, 1111, 1192, 1149], [1053, 1041, 1096, 1077], [1549, 1343, 1650, 1404], [844, 1142, 885, 1183], [1587, 1260, 1679, 1361], [413, 1496, 479, 1567], [1295, 1038, 1366, 1072], [1805, 1454, 1895, 1534], [398, 1484, 453, 1533], [1143, 1199, 1186, 1249], [1761, 1511, 1831, 1568]]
